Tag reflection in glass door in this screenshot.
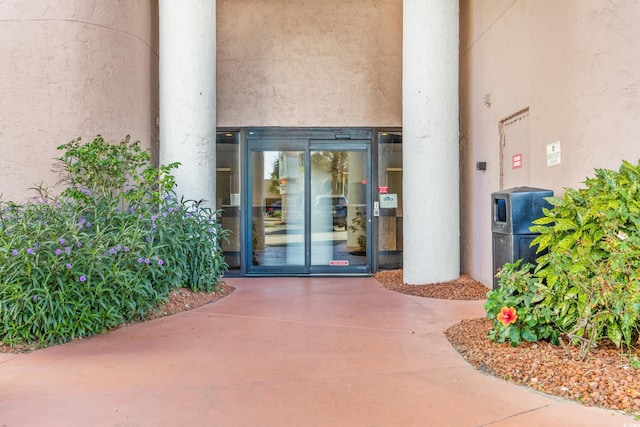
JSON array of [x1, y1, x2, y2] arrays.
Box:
[[251, 150, 306, 270], [216, 131, 241, 271], [376, 130, 403, 269], [248, 137, 370, 275], [310, 149, 368, 270]]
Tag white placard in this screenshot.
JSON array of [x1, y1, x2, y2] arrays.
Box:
[[547, 141, 561, 167], [380, 194, 398, 209], [230, 193, 240, 206]]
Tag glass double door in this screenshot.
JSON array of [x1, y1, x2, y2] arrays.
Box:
[[248, 141, 370, 274]]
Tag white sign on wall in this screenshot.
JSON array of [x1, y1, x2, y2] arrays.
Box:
[[380, 194, 398, 209], [547, 141, 561, 167]]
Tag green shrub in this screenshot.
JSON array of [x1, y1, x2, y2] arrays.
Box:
[[0, 135, 228, 345], [486, 160, 640, 360], [530, 160, 640, 359], [484, 260, 559, 347]]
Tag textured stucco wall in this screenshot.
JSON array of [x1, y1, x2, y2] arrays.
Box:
[[217, 0, 402, 127], [460, 0, 640, 286], [0, 1, 159, 201]]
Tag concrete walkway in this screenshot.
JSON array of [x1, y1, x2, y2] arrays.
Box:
[[0, 277, 636, 426]]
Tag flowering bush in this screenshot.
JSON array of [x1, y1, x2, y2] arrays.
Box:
[[0, 136, 228, 345], [484, 260, 559, 347], [487, 160, 640, 360]]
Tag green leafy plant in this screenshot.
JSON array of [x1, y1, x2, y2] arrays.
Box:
[[486, 160, 640, 360], [348, 209, 367, 252], [0, 135, 228, 346], [484, 260, 559, 347], [530, 160, 640, 359]]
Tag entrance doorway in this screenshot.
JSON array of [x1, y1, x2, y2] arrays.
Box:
[[246, 129, 372, 275]]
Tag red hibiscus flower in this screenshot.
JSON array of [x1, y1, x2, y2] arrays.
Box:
[[497, 306, 518, 326]]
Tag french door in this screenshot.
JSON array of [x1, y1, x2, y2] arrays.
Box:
[[247, 138, 371, 275]]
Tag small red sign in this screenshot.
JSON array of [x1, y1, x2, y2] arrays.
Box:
[[329, 260, 349, 266], [378, 186, 389, 194], [512, 154, 523, 169]]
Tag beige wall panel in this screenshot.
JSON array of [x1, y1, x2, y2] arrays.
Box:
[[0, 1, 159, 201], [217, 0, 402, 127], [460, 0, 640, 286]]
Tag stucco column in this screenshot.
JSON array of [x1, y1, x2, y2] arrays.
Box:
[[402, 0, 460, 284], [159, 1, 216, 206]]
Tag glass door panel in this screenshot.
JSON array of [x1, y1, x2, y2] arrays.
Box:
[[216, 131, 241, 271], [310, 149, 368, 270], [377, 131, 403, 270], [246, 130, 371, 275], [250, 150, 306, 269]]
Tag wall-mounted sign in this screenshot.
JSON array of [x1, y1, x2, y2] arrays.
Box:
[[380, 194, 398, 209], [378, 186, 389, 194], [546, 141, 561, 167], [512, 153, 523, 169], [329, 260, 349, 266]]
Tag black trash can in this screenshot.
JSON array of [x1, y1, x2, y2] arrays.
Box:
[[491, 187, 553, 289]]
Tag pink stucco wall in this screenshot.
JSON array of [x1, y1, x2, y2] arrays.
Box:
[[216, 0, 402, 128], [10, 0, 640, 285], [0, 1, 159, 201], [460, 0, 640, 286]]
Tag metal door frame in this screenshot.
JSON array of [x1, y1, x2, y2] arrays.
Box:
[[243, 128, 373, 276]]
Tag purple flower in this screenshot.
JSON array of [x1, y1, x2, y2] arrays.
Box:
[[163, 213, 168, 218], [129, 207, 135, 214], [158, 259, 164, 266], [33, 242, 39, 249], [144, 258, 150, 264], [151, 216, 157, 221], [138, 214, 143, 220], [59, 238, 66, 245], [152, 223, 157, 229], [79, 275, 86, 282], [65, 247, 71, 254], [12, 249, 18, 256], [116, 245, 121, 251], [137, 257, 143, 263], [27, 248, 34, 255], [81, 188, 92, 195], [55, 248, 62, 256], [124, 246, 130, 252], [86, 222, 91, 227], [33, 295, 41, 301], [66, 263, 72, 269], [109, 248, 116, 255], [77, 242, 82, 248]]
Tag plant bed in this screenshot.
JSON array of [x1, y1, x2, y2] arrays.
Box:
[[375, 268, 640, 417], [446, 318, 640, 416], [374, 269, 489, 300], [0, 284, 235, 354], [0, 135, 230, 350]]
